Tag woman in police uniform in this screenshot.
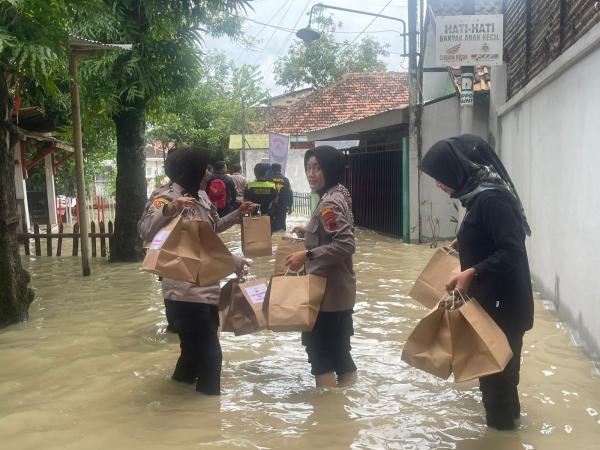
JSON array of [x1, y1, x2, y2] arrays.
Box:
[[286, 146, 357, 388], [138, 147, 255, 395]]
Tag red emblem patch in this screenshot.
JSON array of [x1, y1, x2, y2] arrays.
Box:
[[153, 198, 169, 209], [320, 207, 337, 231]]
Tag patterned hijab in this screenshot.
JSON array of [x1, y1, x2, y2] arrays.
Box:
[[420, 134, 531, 236]]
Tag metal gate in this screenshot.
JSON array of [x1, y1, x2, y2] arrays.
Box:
[[345, 143, 403, 237]]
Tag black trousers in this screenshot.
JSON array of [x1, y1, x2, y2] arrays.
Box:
[[164, 300, 222, 395], [302, 310, 357, 376], [479, 331, 524, 430], [271, 208, 287, 232]]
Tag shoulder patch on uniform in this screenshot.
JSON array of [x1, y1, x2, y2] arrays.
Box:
[[320, 207, 337, 231], [153, 197, 170, 208]]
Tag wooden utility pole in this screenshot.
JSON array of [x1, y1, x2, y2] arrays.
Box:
[[69, 52, 91, 276], [240, 99, 246, 177]]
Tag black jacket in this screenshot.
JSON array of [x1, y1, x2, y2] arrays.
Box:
[[458, 189, 534, 334], [270, 172, 293, 210], [207, 172, 236, 211]]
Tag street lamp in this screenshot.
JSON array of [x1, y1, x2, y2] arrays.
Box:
[[296, 3, 408, 56], [296, 2, 419, 244]]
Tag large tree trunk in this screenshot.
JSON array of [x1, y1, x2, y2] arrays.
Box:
[[111, 99, 147, 262], [0, 71, 34, 328]]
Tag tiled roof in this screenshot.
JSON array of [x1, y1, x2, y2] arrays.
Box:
[[254, 72, 409, 135], [145, 144, 165, 159]]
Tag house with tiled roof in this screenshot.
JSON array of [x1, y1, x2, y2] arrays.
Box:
[[255, 72, 409, 138], [230, 72, 411, 206]]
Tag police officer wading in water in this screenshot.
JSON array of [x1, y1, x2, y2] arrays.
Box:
[[244, 163, 278, 228], [269, 163, 293, 232], [420, 135, 534, 430], [138, 147, 256, 395], [286, 146, 357, 388]]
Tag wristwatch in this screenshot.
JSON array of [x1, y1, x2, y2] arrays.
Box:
[[305, 250, 314, 261]]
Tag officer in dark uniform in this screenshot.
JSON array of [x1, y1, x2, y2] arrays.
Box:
[[244, 163, 278, 223], [269, 163, 293, 232]]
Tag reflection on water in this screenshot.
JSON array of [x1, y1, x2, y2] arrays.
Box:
[[1, 217, 599, 449]]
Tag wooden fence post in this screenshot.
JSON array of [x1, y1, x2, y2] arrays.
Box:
[[33, 223, 41, 256], [23, 233, 30, 256], [73, 222, 79, 256], [57, 223, 64, 256], [100, 221, 107, 258], [108, 220, 114, 259], [90, 221, 97, 258], [46, 221, 52, 256]]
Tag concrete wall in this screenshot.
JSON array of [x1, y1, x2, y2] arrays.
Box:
[[419, 93, 490, 242], [494, 23, 600, 357], [242, 148, 310, 193], [420, 96, 461, 241]]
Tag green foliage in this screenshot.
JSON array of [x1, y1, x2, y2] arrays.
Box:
[[73, 0, 252, 115], [147, 51, 268, 160], [274, 15, 389, 91], [0, 0, 71, 99]]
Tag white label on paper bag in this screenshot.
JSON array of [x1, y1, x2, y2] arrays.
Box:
[[150, 230, 171, 250], [243, 283, 268, 304]]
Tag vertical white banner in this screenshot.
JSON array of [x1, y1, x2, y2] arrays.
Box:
[[268, 132, 290, 175]]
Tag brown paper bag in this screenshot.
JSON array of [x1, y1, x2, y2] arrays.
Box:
[[241, 215, 272, 257], [401, 305, 453, 379], [141, 215, 234, 286], [219, 278, 268, 336], [263, 273, 326, 332], [448, 298, 513, 382], [274, 237, 305, 275], [409, 247, 461, 308]]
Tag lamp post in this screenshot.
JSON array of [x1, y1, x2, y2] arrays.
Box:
[[297, 3, 419, 243]]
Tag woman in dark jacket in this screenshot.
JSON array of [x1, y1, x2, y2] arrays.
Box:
[[420, 134, 534, 431]]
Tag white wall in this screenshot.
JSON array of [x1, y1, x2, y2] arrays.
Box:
[[145, 158, 164, 197], [13, 143, 30, 232], [242, 148, 310, 193], [496, 28, 600, 357], [420, 96, 462, 240]]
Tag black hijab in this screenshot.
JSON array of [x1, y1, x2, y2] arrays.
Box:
[[304, 146, 345, 196], [420, 134, 531, 236], [164, 146, 209, 199]]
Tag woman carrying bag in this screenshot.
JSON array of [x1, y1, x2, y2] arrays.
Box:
[[420, 135, 534, 430], [138, 147, 255, 395], [286, 146, 357, 388]]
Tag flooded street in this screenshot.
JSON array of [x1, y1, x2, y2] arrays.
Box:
[[1, 218, 599, 450]]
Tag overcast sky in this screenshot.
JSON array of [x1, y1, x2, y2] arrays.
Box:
[[202, 0, 411, 96]]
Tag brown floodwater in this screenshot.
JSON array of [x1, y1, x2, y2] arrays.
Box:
[[1, 217, 599, 449]]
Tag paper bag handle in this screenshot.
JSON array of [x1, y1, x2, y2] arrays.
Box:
[[244, 205, 262, 218], [438, 290, 469, 310], [283, 268, 302, 277]]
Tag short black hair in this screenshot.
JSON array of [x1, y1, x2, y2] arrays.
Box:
[[254, 163, 269, 178], [271, 163, 282, 172], [215, 161, 227, 172], [232, 163, 242, 173]]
